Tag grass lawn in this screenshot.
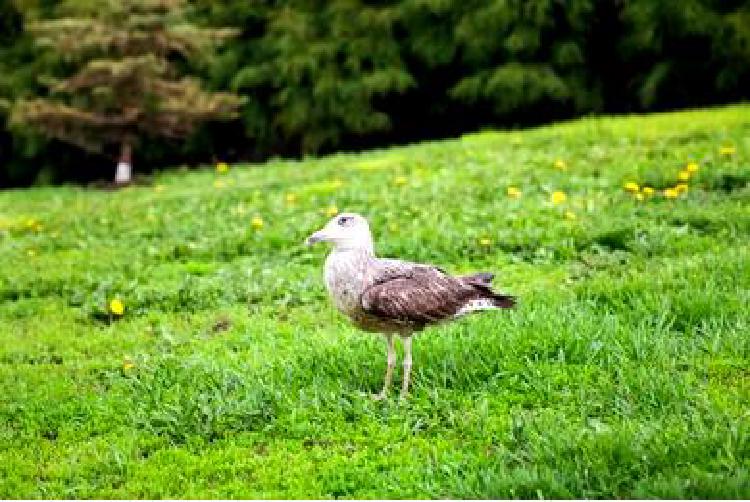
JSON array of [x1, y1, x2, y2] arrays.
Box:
[[1, 105, 749, 498]]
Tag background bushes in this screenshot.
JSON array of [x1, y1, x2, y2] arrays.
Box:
[[2, 0, 750, 186]]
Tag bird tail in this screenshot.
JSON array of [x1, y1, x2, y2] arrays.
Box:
[[460, 272, 517, 310], [488, 293, 516, 309]]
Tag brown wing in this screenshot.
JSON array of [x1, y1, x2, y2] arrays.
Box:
[[360, 267, 477, 328]]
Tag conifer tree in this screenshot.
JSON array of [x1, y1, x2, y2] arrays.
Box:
[[12, 0, 242, 184]]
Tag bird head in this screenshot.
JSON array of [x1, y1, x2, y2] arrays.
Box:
[[305, 212, 374, 252]]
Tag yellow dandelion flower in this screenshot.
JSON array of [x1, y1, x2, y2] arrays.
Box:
[[154, 184, 165, 193], [675, 183, 689, 194], [686, 162, 699, 173], [251, 216, 264, 230], [285, 193, 297, 204], [215, 161, 229, 174], [26, 249, 37, 257], [109, 298, 124, 316], [479, 237, 492, 247], [506, 186, 522, 199], [394, 176, 408, 186], [719, 145, 736, 156], [624, 181, 640, 193], [663, 188, 679, 199], [123, 360, 135, 371], [678, 170, 691, 181], [642, 186, 655, 197], [554, 159, 567, 170], [551, 191, 567, 204], [325, 205, 339, 217], [213, 179, 225, 189], [564, 210, 577, 220]]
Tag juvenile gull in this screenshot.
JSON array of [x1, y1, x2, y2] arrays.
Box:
[[306, 212, 516, 399]]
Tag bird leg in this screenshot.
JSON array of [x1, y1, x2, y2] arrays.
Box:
[[400, 336, 413, 399], [373, 334, 395, 400]]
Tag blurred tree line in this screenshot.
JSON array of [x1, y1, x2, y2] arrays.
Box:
[[1, 0, 749, 186]]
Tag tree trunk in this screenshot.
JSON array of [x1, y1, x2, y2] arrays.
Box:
[[114, 141, 133, 185]]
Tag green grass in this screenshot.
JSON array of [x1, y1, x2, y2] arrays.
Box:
[[1, 104, 749, 498]]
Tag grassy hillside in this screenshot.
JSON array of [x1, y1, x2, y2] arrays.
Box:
[[1, 105, 749, 498]]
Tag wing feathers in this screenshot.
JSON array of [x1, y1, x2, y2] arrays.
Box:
[[361, 264, 514, 329]]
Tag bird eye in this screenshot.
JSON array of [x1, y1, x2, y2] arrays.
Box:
[[337, 216, 353, 226]]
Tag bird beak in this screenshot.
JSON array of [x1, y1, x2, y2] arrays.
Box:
[[305, 230, 326, 246]]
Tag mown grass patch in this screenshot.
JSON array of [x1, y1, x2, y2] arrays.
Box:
[[1, 105, 749, 498]]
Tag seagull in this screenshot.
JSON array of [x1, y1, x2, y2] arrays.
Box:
[[306, 212, 516, 399]]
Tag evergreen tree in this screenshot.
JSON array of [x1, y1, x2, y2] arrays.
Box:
[[11, 0, 242, 184], [620, 0, 750, 110], [215, 0, 412, 154]]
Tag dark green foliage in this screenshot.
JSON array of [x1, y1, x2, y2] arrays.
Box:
[[4, 0, 750, 185], [0, 0, 22, 45], [620, 1, 750, 108], [0, 0, 26, 185], [446, 0, 594, 113], [1, 0, 111, 186], [202, 0, 412, 154]]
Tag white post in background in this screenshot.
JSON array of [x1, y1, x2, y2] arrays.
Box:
[[114, 161, 132, 184], [115, 138, 133, 185], [115, 140, 133, 185]]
